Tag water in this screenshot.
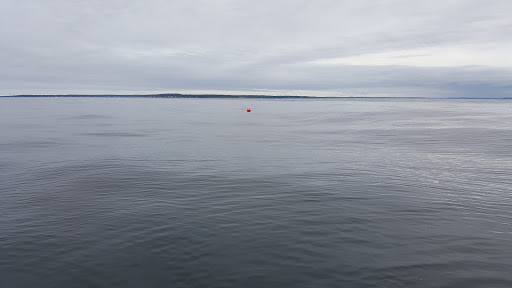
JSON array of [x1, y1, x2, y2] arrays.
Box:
[[1, 98, 511, 287]]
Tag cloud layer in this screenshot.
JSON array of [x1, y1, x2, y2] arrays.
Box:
[[1, 0, 511, 97]]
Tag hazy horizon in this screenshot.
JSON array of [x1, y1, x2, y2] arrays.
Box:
[[2, 92, 512, 99], [2, 0, 512, 97]]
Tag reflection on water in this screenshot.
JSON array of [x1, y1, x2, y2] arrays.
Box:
[[1, 98, 511, 287]]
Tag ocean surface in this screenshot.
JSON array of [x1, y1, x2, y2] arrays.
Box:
[[1, 98, 511, 288]]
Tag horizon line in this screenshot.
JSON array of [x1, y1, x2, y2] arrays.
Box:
[[1, 93, 512, 100]]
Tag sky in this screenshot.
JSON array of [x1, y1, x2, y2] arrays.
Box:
[[1, 0, 511, 97]]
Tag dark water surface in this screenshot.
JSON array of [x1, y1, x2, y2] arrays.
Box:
[[1, 98, 511, 287]]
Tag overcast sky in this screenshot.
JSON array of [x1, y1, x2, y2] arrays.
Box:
[[1, 0, 511, 97]]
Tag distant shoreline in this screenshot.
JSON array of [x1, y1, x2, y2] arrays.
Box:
[[1, 94, 511, 100]]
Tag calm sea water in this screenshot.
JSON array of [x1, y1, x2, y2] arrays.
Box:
[[1, 98, 511, 287]]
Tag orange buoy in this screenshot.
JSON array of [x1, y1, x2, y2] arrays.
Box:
[[247, 109, 251, 112]]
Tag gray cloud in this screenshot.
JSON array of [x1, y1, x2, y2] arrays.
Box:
[[1, 0, 511, 97]]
